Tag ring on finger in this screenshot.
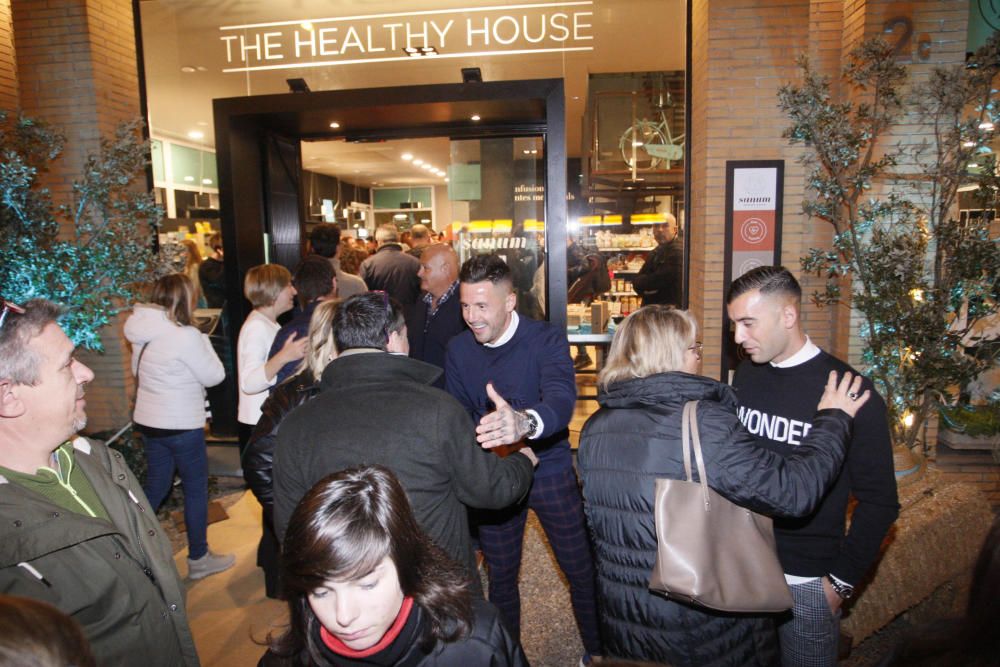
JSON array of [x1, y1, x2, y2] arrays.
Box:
[[848, 391, 859, 400]]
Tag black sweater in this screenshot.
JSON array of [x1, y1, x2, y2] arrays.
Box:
[[732, 350, 900, 585]]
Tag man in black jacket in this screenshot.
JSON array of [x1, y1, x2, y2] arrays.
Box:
[[632, 214, 683, 307], [406, 243, 465, 386], [360, 225, 421, 306], [272, 293, 537, 589], [727, 266, 899, 667]]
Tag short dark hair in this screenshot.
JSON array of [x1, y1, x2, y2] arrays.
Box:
[[293, 256, 335, 305], [726, 265, 802, 304], [309, 224, 342, 258], [272, 465, 473, 662], [0, 299, 64, 386], [332, 292, 404, 351], [459, 253, 511, 287], [207, 231, 223, 252]]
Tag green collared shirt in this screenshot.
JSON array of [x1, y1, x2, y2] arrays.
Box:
[[0, 441, 110, 521]]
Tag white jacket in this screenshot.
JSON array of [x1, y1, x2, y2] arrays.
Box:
[[124, 304, 225, 430]]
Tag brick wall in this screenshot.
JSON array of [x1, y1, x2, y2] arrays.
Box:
[[0, 0, 17, 109], [11, 0, 141, 433], [690, 0, 832, 380]]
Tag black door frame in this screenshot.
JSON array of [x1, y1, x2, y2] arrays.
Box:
[[212, 78, 568, 358]]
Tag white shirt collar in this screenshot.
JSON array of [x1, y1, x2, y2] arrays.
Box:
[[771, 336, 821, 368], [484, 311, 519, 348]]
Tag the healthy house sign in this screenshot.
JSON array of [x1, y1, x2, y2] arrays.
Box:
[[219, 2, 595, 73]]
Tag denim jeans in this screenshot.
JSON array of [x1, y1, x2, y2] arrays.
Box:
[[142, 428, 209, 560]]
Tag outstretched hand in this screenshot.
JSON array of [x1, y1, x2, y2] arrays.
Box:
[[817, 371, 870, 417], [476, 383, 531, 449]]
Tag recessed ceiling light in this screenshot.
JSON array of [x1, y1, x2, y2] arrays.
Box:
[[422, 164, 434, 171], [183, 176, 194, 182], [196, 66, 208, 72], [180, 66, 196, 73], [444, 177, 449, 182], [523, 149, 531, 155], [471, 114, 481, 121], [401, 153, 413, 161], [329, 122, 340, 129], [188, 130, 204, 140], [413, 158, 424, 166], [202, 178, 213, 185], [301, 21, 314, 31]]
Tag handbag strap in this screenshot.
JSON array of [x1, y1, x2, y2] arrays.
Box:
[[132, 343, 148, 402], [682, 400, 711, 509]]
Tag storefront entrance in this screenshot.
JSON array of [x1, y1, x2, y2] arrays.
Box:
[[212, 78, 570, 354]]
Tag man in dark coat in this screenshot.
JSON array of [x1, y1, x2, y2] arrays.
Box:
[[272, 293, 537, 588], [406, 243, 465, 387], [360, 224, 421, 306], [632, 214, 683, 306]]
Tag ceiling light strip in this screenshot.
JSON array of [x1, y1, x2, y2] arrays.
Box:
[[222, 46, 593, 73], [219, 1, 593, 31]]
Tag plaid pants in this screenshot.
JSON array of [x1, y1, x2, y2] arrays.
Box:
[[778, 578, 841, 667], [477, 466, 602, 656]]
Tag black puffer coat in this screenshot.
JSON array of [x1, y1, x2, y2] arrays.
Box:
[[577, 372, 853, 667], [244, 372, 320, 529]]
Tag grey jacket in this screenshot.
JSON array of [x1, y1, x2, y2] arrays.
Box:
[[0, 437, 199, 666]]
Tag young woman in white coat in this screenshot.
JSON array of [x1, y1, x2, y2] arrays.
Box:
[[125, 273, 235, 580], [237, 264, 307, 454]]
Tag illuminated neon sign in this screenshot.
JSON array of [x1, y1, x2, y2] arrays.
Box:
[[219, 2, 594, 73]]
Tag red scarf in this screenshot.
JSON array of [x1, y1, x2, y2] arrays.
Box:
[[319, 596, 415, 658]]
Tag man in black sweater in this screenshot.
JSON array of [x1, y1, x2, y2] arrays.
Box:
[[726, 266, 899, 667]]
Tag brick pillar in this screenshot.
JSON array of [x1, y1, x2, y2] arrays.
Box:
[[12, 0, 142, 433], [0, 0, 17, 109], [690, 0, 825, 379]]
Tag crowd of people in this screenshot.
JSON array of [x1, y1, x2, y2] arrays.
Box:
[[2, 224, 998, 667]]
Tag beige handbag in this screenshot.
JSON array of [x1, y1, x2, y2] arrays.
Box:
[[648, 400, 794, 613]]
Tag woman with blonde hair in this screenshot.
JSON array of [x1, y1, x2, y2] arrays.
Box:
[[577, 305, 870, 666], [244, 299, 340, 599], [124, 272, 234, 580], [237, 264, 307, 454]]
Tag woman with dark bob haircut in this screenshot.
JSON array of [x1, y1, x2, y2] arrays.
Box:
[[260, 465, 528, 666]]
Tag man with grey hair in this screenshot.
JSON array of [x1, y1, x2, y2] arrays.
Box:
[[407, 223, 433, 259], [0, 298, 200, 666], [360, 224, 421, 306]]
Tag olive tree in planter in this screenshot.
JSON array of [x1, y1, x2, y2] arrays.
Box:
[[777, 35, 1000, 460], [0, 113, 162, 350]]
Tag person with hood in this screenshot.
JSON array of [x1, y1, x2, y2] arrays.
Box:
[[124, 273, 235, 580]]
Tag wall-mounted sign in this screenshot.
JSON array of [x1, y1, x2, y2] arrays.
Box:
[[219, 2, 595, 73], [721, 160, 784, 381]]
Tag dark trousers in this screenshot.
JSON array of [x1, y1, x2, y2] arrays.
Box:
[[478, 466, 602, 656], [142, 428, 209, 560]]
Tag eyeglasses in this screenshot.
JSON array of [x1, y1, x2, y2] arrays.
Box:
[[688, 341, 703, 359], [0, 297, 25, 331]]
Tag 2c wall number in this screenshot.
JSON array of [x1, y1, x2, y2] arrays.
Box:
[[883, 17, 931, 62]]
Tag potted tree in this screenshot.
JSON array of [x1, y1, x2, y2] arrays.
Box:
[[777, 35, 1000, 474]]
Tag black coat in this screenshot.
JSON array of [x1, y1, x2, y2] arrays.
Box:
[[405, 293, 466, 386], [360, 244, 421, 306], [273, 352, 534, 585], [244, 371, 320, 528], [258, 598, 528, 666], [577, 372, 853, 666], [632, 239, 683, 306]]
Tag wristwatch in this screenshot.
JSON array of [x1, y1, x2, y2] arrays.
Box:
[[518, 410, 539, 439], [827, 576, 854, 600]]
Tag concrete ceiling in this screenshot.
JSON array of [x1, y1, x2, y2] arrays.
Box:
[[139, 0, 684, 187]]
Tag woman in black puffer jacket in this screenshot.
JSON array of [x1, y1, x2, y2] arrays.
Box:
[[243, 299, 339, 598], [578, 306, 869, 666]]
